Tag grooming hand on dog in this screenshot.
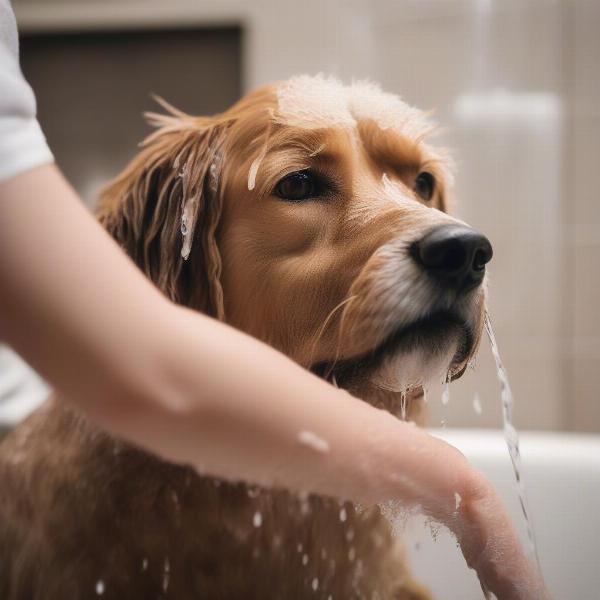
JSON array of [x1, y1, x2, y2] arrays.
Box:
[[0, 2, 549, 597]]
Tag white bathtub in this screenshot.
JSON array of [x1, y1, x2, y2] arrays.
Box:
[[405, 429, 600, 600]]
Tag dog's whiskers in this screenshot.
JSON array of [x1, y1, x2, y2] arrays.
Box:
[[307, 294, 357, 369]]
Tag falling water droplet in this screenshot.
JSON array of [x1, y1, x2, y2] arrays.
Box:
[[339, 507, 347, 522], [400, 392, 407, 420], [473, 392, 483, 415], [298, 430, 330, 453], [247, 486, 260, 498], [484, 313, 541, 573], [441, 379, 450, 405], [95, 580, 105, 595], [311, 577, 319, 591], [253, 511, 263, 528], [162, 557, 170, 592]]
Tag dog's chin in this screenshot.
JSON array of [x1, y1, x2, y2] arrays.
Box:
[[368, 342, 459, 393], [314, 310, 474, 393]]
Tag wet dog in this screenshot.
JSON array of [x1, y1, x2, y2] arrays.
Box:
[[0, 75, 491, 599]]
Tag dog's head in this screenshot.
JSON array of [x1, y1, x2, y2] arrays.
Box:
[[99, 75, 491, 415]]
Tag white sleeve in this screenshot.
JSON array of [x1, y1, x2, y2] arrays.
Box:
[[0, 0, 53, 182]]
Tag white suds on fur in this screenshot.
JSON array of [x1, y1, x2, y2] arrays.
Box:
[[276, 75, 435, 143], [309, 143, 326, 157], [298, 430, 330, 453], [350, 80, 436, 139], [247, 154, 263, 191], [180, 159, 200, 261], [276, 75, 356, 129], [247, 117, 273, 191], [209, 154, 221, 195]]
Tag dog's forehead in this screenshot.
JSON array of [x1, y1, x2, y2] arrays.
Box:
[[275, 75, 434, 142]]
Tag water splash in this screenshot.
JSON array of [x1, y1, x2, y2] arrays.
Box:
[[484, 313, 541, 573], [378, 499, 411, 537]]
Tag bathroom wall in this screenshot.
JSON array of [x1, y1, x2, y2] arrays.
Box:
[[19, 28, 242, 204], [12, 0, 600, 432]]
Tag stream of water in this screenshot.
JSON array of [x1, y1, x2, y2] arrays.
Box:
[[484, 312, 542, 574]]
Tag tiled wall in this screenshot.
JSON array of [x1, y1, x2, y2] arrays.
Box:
[[568, 0, 600, 431]]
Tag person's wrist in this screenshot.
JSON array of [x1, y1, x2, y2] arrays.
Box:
[[453, 472, 549, 600]]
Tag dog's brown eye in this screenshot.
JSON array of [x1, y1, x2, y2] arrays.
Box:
[[414, 172, 435, 202], [275, 171, 316, 202]]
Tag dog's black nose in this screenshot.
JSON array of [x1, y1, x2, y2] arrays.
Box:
[[412, 225, 493, 293]]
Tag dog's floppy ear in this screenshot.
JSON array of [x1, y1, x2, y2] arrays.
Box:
[[98, 101, 230, 319]]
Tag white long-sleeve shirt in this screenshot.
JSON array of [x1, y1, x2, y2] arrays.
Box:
[[0, 0, 52, 427], [0, 0, 53, 181]]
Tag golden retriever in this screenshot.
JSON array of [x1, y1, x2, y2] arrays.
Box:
[[0, 75, 492, 599]]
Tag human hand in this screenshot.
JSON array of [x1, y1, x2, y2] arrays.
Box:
[[451, 472, 551, 600]]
